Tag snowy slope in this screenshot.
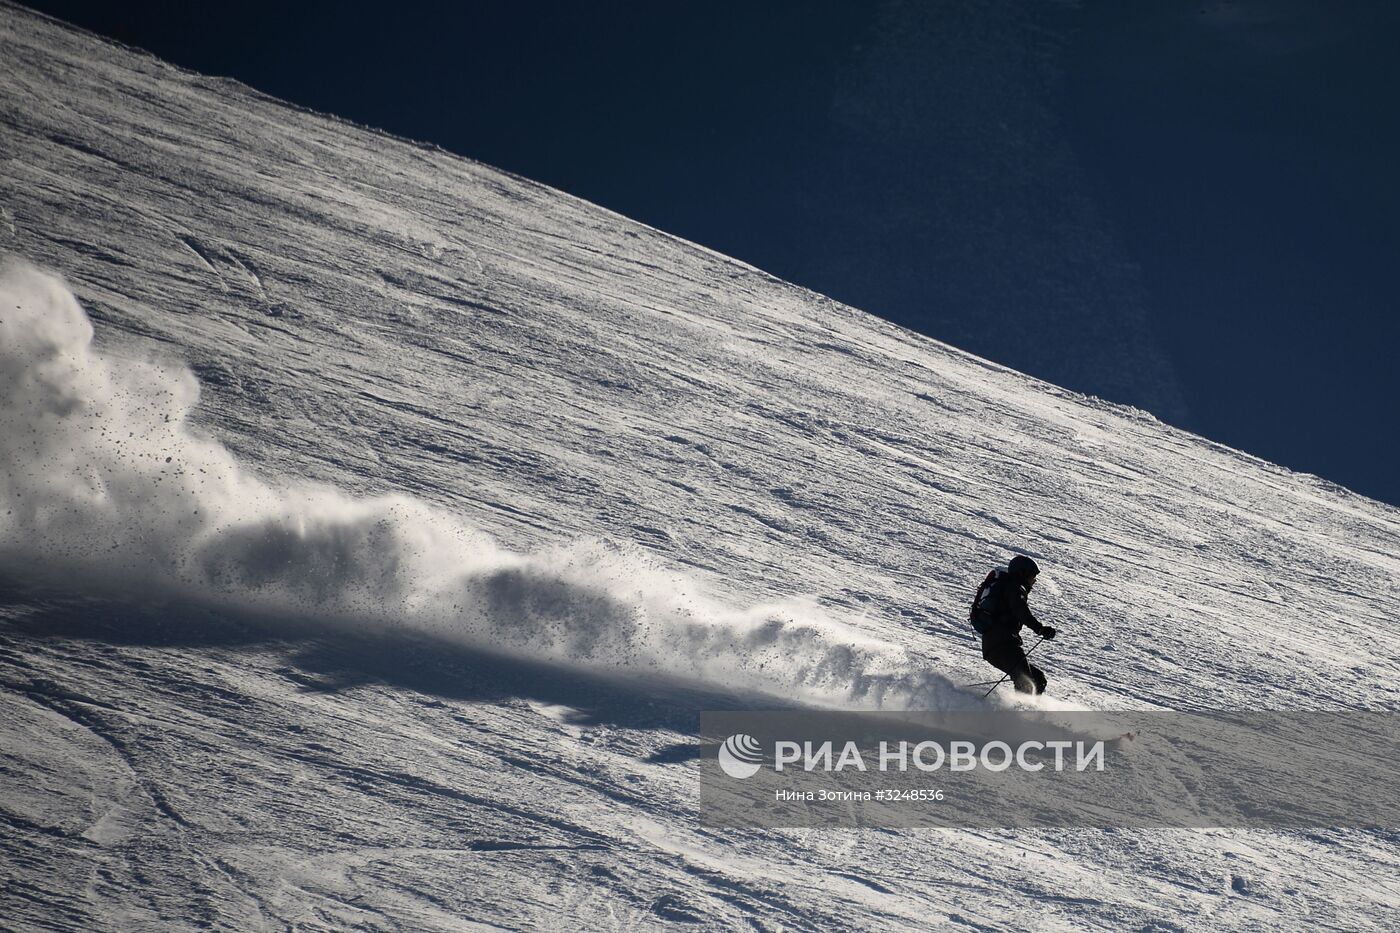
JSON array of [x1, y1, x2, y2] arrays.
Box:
[[2, 4, 1400, 930]]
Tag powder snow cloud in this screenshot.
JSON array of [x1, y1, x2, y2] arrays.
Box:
[[0, 259, 977, 710]]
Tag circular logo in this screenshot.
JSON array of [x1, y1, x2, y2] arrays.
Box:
[[717, 733, 764, 779]]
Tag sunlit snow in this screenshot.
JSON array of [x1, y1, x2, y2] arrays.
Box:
[[2, 4, 1399, 929]]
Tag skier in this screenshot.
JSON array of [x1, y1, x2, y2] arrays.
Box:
[[970, 554, 1057, 694]]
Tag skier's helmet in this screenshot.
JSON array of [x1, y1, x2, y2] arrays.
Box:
[[1008, 554, 1040, 581]]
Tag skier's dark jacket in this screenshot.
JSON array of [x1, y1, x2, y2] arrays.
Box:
[[973, 570, 1049, 643]]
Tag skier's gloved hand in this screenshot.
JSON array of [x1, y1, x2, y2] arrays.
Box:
[[1039, 626, 1057, 640]]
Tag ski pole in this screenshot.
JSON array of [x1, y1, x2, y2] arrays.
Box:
[[982, 636, 1045, 698]]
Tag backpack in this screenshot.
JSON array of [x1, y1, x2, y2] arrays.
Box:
[[969, 569, 1001, 635]]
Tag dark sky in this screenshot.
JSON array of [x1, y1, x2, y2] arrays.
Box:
[[21, 0, 1400, 507], [1066, 1, 1400, 507]]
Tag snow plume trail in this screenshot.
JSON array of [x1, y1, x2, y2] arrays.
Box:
[[0, 260, 970, 710]]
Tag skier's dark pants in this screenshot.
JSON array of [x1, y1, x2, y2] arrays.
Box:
[[982, 637, 1047, 694]]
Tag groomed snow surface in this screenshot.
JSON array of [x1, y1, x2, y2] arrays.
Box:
[[3, 3, 1400, 929]]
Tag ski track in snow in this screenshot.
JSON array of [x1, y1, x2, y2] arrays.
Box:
[[2, 4, 1400, 930]]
